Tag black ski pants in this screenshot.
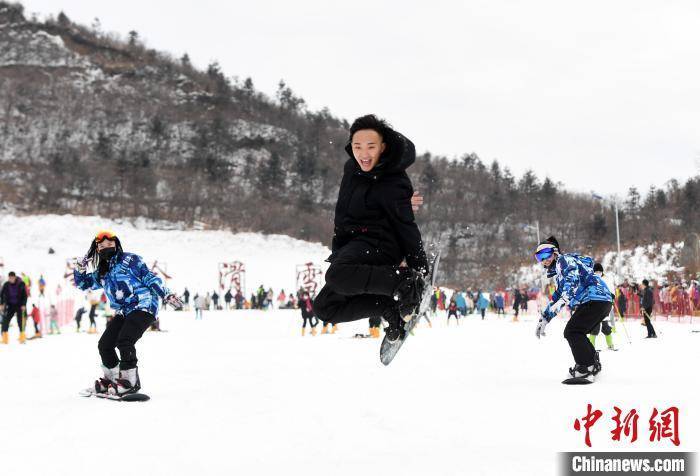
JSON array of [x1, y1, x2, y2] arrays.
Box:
[[642, 307, 657, 337], [1, 305, 24, 332], [98, 310, 155, 370], [564, 301, 613, 366], [314, 240, 401, 325]]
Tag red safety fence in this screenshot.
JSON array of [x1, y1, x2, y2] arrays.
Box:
[[450, 283, 700, 322]]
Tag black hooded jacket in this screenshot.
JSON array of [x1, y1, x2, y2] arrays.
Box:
[[329, 129, 428, 272]]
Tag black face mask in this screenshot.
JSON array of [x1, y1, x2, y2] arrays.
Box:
[[98, 247, 117, 262]]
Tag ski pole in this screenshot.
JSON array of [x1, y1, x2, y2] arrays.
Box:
[[613, 301, 632, 345]]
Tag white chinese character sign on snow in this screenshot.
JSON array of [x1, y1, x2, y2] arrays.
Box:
[[296, 262, 323, 296], [64, 257, 81, 284], [150, 260, 173, 282], [219, 261, 246, 294]]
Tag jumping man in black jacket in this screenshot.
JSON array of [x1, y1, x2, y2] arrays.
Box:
[[313, 115, 428, 343]]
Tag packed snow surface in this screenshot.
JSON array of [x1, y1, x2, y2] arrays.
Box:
[[1, 309, 698, 476]]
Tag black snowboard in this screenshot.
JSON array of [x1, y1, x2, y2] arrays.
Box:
[[562, 377, 594, 385], [79, 388, 150, 401], [380, 246, 441, 366]]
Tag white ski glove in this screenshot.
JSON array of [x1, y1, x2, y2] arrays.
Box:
[[163, 293, 184, 310], [535, 314, 550, 339]]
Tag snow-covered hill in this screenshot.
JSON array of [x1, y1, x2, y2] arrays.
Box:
[[0, 213, 330, 298], [514, 242, 686, 287]]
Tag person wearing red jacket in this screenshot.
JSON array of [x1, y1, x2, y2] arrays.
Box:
[[29, 304, 42, 338]]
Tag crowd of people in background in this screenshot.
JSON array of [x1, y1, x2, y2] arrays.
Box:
[[178, 285, 320, 318], [3, 268, 699, 345]]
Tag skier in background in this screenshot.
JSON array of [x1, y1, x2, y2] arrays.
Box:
[[299, 291, 318, 336], [616, 285, 627, 319], [75, 305, 87, 332], [447, 297, 459, 325], [183, 288, 190, 309], [224, 289, 233, 310], [48, 305, 60, 335], [257, 285, 266, 309], [21, 272, 32, 298], [588, 263, 616, 351], [638, 279, 657, 338], [512, 288, 523, 322], [494, 292, 505, 316], [194, 294, 205, 320], [277, 290, 286, 309], [29, 304, 42, 338], [212, 290, 220, 310], [235, 290, 244, 309], [313, 114, 428, 343], [1, 271, 28, 344], [38, 275, 46, 297], [74, 230, 182, 396], [475, 290, 489, 320], [455, 291, 467, 317], [534, 236, 613, 382], [87, 290, 100, 334]]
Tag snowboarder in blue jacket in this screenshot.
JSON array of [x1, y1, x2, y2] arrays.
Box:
[[74, 230, 182, 396], [533, 236, 613, 382]]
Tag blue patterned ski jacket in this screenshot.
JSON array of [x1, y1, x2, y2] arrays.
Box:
[[73, 252, 169, 318], [542, 253, 613, 320]]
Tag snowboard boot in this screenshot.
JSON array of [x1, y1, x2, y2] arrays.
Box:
[[301, 327, 306, 336], [94, 365, 119, 394], [19, 331, 26, 344], [1, 331, 8, 344], [321, 324, 329, 334], [111, 367, 141, 396], [568, 364, 596, 381], [593, 351, 602, 374], [311, 327, 317, 336], [393, 268, 425, 320], [331, 324, 338, 334], [381, 305, 404, 344]]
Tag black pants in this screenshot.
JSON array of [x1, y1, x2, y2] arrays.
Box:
[[314, 240, 400, 325], [642, 307, 657, 337], [564, 301, 613, 366], [302, 315, 317, 328], [590, 320, 612, 336], [447, 310, 458, 320], [1, 305, 24, 332], [479, 308, 486, 319], [98, 310, 155, 370]]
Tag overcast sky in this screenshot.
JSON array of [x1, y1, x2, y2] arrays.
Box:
[[20, 0, 700, 195]]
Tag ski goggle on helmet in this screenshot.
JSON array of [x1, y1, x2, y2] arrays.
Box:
[[534, 243, 557, 262], [94, 229, 117, 244]]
